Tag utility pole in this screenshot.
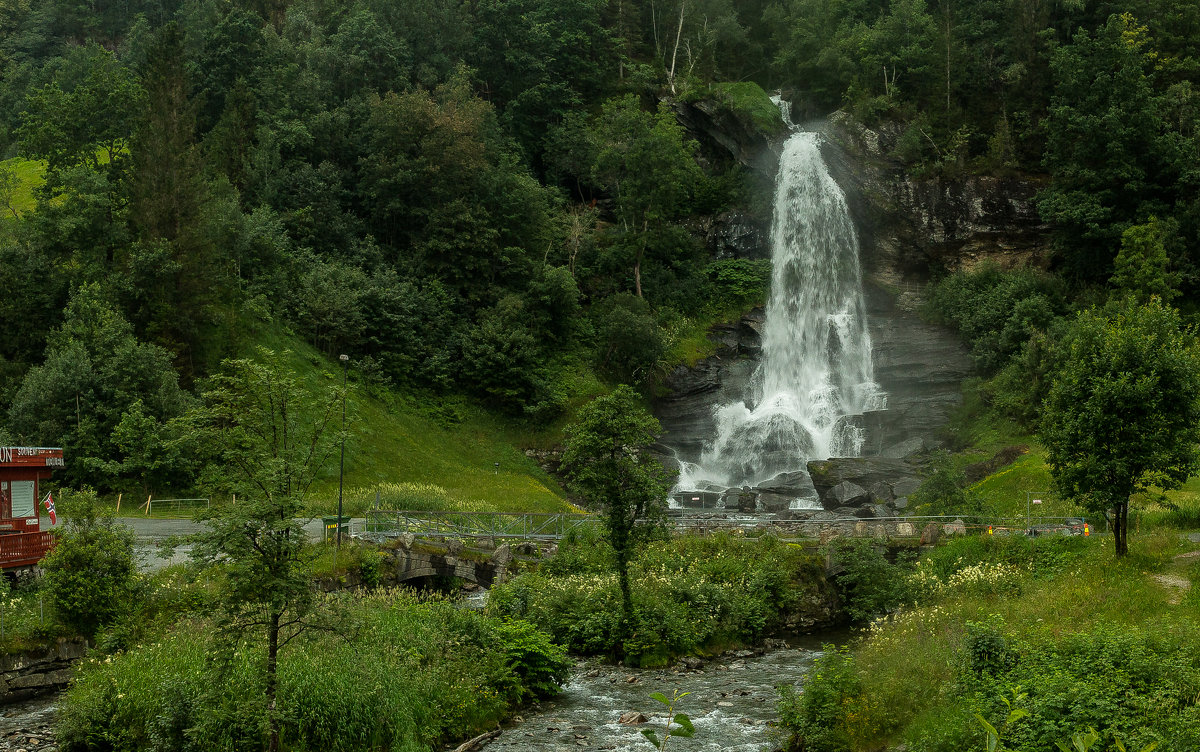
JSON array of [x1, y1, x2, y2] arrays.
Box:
[[337, 354, 349, 548]]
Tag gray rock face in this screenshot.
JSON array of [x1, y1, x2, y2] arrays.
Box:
[[654, 309, 763, 459], [756, 471, 814, 496], [869, 481, 895, 502], [824, 110, 1050, 279], [881, 437, 926, 459], [830, 481, 870, 506], [0, 637, 89, 702], [891, 478, 923, 498], [709, 210, 770, 260], [672, 98, 783, 177]]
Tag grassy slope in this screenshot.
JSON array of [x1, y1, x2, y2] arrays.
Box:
[[239, 324, 575, 516], [847, 528, 1200, 751], [0, 156, 44, 217]]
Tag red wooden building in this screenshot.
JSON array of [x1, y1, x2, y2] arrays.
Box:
[[0, 447, 61, 569]]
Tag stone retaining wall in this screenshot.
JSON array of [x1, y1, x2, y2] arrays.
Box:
[[0, 637, 88, 703]]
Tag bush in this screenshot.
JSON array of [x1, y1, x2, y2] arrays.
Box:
[[925, 266, 1067, 376], [489, 533, 829, 665], [962, 616, 1019, 679], [42, 491, 136, 638], [778, 646, 864, 752], [826, 541, 914, 623]]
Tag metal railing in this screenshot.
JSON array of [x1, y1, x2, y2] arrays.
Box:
[[365, 511, 1091, 542], [365, 511, 598, 541]]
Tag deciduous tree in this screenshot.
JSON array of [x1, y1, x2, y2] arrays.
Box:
[[1040, 299, 1200, 556], [191, 349, 345, 752], [560, 385, 670, 645]]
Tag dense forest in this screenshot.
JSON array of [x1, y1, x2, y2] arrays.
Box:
[[1, 0, 1199, 493]]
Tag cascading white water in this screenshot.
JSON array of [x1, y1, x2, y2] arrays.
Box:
[[677, 104, 884, 492]]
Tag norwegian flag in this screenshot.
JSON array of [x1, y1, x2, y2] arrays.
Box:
[[42, 492, 56, 525]]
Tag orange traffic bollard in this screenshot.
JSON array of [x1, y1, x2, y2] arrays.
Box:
[[1084, 524, 1090, 537], [988, 525, 994, 535]]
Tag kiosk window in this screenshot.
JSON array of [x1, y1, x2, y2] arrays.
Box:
[[9, 481, 35, 518]]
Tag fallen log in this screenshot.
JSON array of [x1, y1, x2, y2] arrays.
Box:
[[450, 728, 502, 752]]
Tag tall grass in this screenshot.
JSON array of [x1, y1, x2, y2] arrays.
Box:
[[57, 590, 568, 752]]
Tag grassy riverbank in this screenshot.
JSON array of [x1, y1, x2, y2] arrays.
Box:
[[778, 528, 1200, 751], [57, 584, 568, 752]]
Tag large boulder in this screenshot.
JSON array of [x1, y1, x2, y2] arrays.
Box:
[[829, 481, 870, 507], [807, 457, 921, 509]]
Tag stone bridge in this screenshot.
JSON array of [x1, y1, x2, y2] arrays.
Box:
[[376, 535, 551, 588]]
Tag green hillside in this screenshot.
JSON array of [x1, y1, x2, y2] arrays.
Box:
[[250, 325, 574, 516]]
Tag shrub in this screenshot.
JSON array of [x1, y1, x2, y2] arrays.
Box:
[[962, 616, 1018, 679], [58, 592, 568, 752], [489, 533, 827, 665], [827, 541, 914, 623], [925, 266, 1067, 376], [42, 491, 136, 638], [778, 646, 864, 752]]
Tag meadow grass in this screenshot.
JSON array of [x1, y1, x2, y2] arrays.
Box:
[[250, 325, 572, 515], [0, 156, 45, 218]]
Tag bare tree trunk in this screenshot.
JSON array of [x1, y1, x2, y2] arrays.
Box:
[[667, 0, 686, 94], [267, 609, 281, 752], [944, 3, 952, 116], [1116, 499, 1129, 557], [652, 0, 661, 59]]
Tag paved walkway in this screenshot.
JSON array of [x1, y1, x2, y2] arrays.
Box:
[[98, 517, 363, 572]]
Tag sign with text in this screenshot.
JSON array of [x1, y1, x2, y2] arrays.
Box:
[[0, 447, 65, 468]]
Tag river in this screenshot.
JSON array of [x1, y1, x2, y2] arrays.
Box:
[[481, 637, 830, 752]]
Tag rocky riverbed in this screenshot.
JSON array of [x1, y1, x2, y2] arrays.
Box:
[[0, 694, 58, 752], [478, 637, 834, 752]]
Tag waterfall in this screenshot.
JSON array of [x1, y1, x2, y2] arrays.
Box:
[[677, 104, 884, 493]]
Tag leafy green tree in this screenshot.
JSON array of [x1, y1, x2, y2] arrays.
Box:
[[592, 293, 667, 384], [96, 399, 193, 496], [591, 95, 700, 299], [1110, 217, 1181, 304], [471, 0, 611, 159], [191, 349, 344, 752], [127, 23, 234, 380], [1040, 299, 1200, 556], [1038, 13, 1169, 279], [560, 385, 671, 645], [460, 295, 552, 416], [42, 490, 136, 639], [8, 283, 192, 489], [17, 43, 142, 173]]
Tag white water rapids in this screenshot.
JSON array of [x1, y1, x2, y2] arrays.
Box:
[[676, 104, 884, 493]]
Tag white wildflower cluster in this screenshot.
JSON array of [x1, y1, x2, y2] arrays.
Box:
[[944, 562, 1025, 595], [907, 557, 1026, 600], [863, 605, 948, 651]]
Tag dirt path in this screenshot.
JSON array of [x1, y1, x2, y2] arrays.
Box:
[[1151, 537, 1199, 605]]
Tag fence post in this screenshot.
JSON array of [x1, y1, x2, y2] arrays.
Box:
[[145, 495, 153, 516], [115, 493, 122, 514]]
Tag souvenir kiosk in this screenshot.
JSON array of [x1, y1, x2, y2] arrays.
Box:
[[0, 447, 61, 569]]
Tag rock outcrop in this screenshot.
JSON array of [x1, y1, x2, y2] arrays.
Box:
[[823, 110, 1050, 288], [806, 457, 925, 514], [0, 637, 88, 703]]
